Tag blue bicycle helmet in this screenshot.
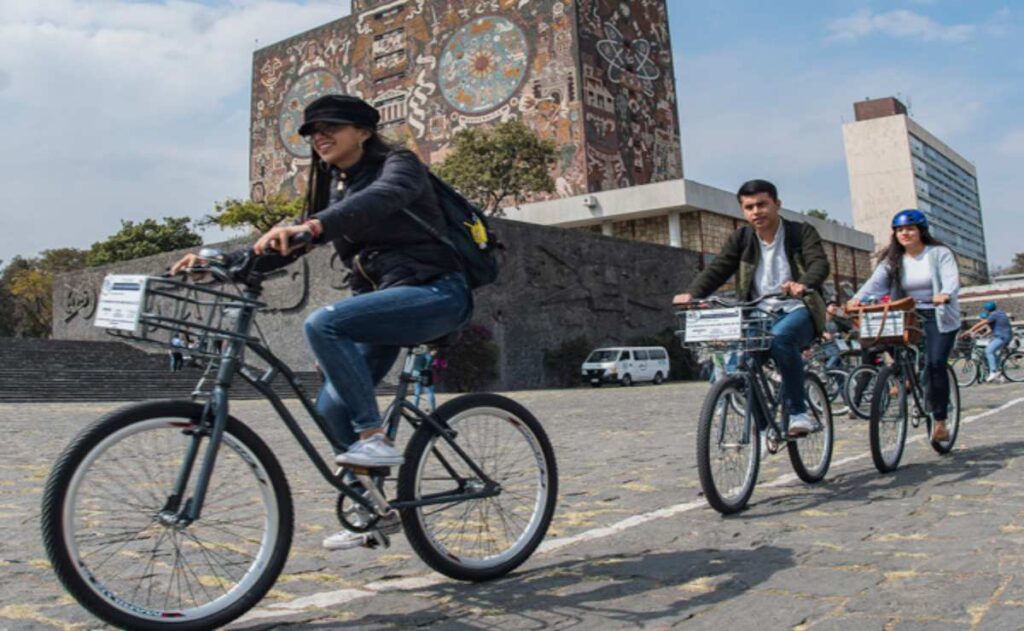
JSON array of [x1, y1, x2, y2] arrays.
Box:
[[984, 301, 997, 312], [892, 209, 928, 229]]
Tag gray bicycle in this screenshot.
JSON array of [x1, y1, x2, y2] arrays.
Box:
[[40, 243, 558, 630]]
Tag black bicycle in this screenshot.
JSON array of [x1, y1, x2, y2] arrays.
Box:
[[40, 244, 558, 630], [852, 299, 961, 473], [678, 294, 834, 515]]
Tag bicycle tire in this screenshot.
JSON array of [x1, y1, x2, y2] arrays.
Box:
[[845, 364, 879, 420], [696, 375, 760, 515], [869, 366, 909, 473], [950, 356, 979, 388], [788, 373, 834, 483], [40, 400, 293, 631], [397, 393, 557, 582], [1002, 352, 1024, 383]]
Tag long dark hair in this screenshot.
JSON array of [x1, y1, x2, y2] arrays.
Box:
[[877, 224, 951, 294], [302, 128, 396, 218]]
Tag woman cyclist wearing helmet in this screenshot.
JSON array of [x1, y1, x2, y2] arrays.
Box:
[[847, 209, 961, 442]]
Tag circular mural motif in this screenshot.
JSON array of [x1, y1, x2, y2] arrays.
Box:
[[278, 70, 343, 157], [439, 16, 530, 115]]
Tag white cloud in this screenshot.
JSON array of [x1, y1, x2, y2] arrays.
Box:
[[826, 9, 976, 43], [0, 0, 350, 262]]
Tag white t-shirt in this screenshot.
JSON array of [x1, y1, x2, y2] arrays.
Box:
[[902, 247, 935, 308], [753, 222, 804, 313]]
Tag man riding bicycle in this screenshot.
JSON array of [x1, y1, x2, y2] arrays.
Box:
[[673, 179, 830, 437], [963, 301, 1014, 383]]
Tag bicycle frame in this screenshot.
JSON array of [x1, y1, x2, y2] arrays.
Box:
[[164, 284, 500, 525], [731, 351, 788, 447]]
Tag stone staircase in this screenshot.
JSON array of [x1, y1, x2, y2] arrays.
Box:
[[0, 338, 323, 402]]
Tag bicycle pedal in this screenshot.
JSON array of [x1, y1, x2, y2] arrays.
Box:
[[365, 530, 391, 550]]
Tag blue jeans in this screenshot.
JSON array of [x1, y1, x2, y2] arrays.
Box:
[[304, 273, 472, 448], [770, 308, 816, 416], [919, 309, 957, 420], [986, 336, 1009, 374], [413, 382, 436, 411]]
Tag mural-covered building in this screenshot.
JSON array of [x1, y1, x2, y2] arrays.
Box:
[[250, 0, 683, 203]]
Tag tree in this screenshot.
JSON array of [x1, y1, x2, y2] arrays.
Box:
[[804, 209, 829, 221], [201, 195, 304, 234], [434, 120, 556, 216], [1008, 252, 1024, 275], [0, 248, 89, 338], [87, 217, 202, 266]]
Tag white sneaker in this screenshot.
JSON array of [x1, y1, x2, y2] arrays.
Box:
[[335, 434, 404, 468], [787, 412, 815, 437], [322, 513, 401, 551], [985, 373, 1000, 383]]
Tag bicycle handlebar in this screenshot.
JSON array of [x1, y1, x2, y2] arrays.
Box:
[[675, 289, 816, 311]]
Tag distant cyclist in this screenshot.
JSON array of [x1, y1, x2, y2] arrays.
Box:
[[847, 209, 960, 442], [674, 179, 830, 437], [963, 301, 1013, 383]]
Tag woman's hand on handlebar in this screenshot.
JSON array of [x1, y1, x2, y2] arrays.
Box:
[[169, 253, 204, 277], [845, 298, 862, 312], [253, 221, 319, 256]]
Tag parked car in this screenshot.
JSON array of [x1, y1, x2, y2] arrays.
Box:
[[581, 346, 670, 387]]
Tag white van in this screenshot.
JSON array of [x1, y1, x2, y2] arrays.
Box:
[[581, 347, 670, 387]]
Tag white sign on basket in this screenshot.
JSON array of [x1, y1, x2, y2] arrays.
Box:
[[94, 275, 148, 332], [685, 308, 743, 342], [860, 311, 906, 339]]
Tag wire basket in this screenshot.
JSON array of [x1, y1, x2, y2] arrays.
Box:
[[675, 305, 774, 352], [954, 336, 975, 355], [105, 276, 265, 360]]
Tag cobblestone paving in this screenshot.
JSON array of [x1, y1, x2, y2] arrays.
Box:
[[3, 381, 1024, 630]]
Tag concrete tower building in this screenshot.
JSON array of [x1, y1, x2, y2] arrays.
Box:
[[249, 0, 683, 203], [843, 97, 989, 285]]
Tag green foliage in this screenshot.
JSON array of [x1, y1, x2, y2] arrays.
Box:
[[87, 217, 201, 267], [434, 120, 556, 216], [1008, 252, 1024, 275], [804, 209, 829, 221], [542, 335, 593, 388], [627, 328, 702, 381], [0, 248, 89, 338], [202, 195, 304, 234], [435, 324, 500, 392]]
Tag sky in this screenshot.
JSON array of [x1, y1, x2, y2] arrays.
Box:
[[0, 0, 1020, 269]]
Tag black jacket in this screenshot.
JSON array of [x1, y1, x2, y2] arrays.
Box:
[[242, 150, 461, 293]]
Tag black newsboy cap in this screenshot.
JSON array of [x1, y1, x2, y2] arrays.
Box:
[[298, 94, 380, 135]]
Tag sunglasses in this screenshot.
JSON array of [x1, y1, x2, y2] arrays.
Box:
[[304, 122, 350, 138]]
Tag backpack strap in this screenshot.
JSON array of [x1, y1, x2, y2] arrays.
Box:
[[401, 207, 456, 250]]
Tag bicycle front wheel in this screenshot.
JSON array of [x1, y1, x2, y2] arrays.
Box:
[[696, 376, 760, 515], [950, 356, 979, 388], [788, 373, 834, 483], [398, 393, 557, 582], [845, 364, 879, 420], [40, 400, 293, 631], [869, 366, 909, 473], [1002, 352, 1024, 382]]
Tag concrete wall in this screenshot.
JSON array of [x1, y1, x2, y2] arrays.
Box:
[[842, 114, 918, 255], [54, 219, 701, 391]]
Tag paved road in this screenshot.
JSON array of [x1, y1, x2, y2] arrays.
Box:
[[3, 381, 1024, 630]]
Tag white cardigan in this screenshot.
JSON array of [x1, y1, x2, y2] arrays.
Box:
[[854, 245, 962, 334]]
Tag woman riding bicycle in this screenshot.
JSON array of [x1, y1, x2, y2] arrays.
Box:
[[171, 94, 472, 548], [846, 209, 960, 442]]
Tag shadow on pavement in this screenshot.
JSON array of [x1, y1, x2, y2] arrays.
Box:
[[239, 546, 795, 630], [738, 437, 1023, 519]]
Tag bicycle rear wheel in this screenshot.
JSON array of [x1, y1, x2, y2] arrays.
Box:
[[824, 369, 850, 416], [40, 400, 293, 631], [1002, 352, 1024, 382], [397, 393, 557, 582], [950, 356, 979, 388], [928, 364, 961, 455], [788, 373, 834, 483], [869, 366, 909, 473], [845, 364, 879, 420], [696, 376, 760, 514]]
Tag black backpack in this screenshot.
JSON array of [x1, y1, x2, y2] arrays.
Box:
[[402, 173, 501, 290]]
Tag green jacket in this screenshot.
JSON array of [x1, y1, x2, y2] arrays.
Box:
[[685, 219, 831, 336]]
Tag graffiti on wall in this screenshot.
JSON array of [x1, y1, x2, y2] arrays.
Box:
[[250, 0, 681, 203]]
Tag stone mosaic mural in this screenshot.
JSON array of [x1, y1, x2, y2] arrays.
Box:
[[249, 0, 683, 203]]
